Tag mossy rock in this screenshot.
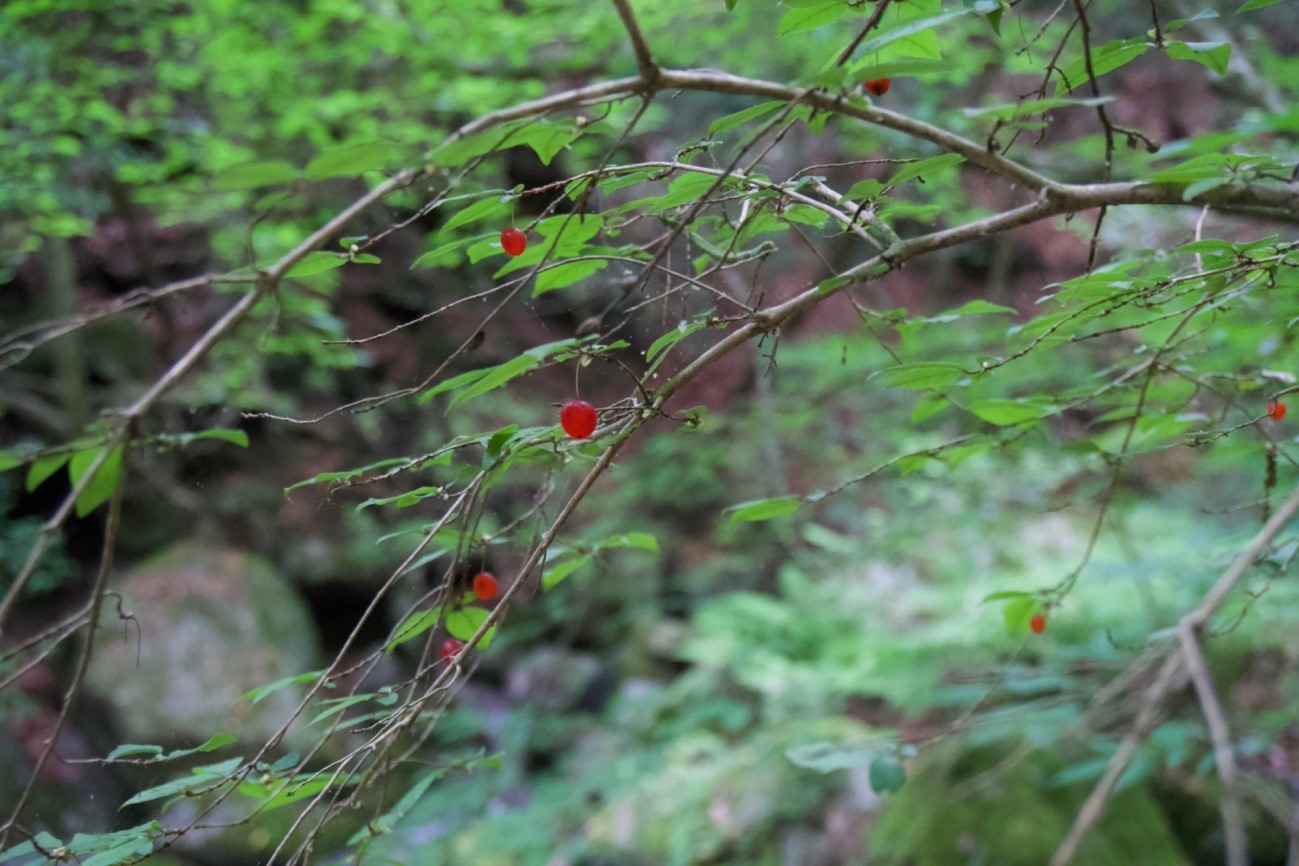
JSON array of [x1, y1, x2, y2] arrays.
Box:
[[870, 740, 1191, 866], [87, 542, 323, 749]]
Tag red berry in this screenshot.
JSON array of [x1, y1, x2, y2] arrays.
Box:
[[500, 227, 527, 257], [560, 399, 598, 439], [440, 638, 465, 665], [1268, 399, 1287, 422], [1030, 614, 1047, 634], [864, 78, 892, 97], [472, 571, 498, 600]]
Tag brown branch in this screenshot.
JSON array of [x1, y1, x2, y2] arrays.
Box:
[[0, 461, 125, 846], [1050, 650, 1185, 866], [1178, 621, 1248, 866], [610, 0, 658, 82], [833, 0, 893, 67], [1051, 481, 1299, 865]]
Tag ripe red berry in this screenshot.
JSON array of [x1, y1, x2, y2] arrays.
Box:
[[560, 399, 598, 439], [472, 571, 498, 600], [1268, 399, 1287, 422], [1030, 614, 1047, 634], [500, 227, 527, 257], [440, 638, 465, 665], [864, 78, 892, 97]]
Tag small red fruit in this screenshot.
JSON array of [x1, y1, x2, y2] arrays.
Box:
[[560, 399, 598, 439], [440, 638, 465, 665], [864, 78, 892, 97], [1030, 614, 1047, 634], [472, 571, 498, 600], [500, 227, 527, 257], [1268, 399, 1287, 422]]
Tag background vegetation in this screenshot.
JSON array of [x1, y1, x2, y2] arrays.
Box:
[[2, 0, 1299, 864]]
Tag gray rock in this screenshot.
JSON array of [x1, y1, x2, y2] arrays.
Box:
[[88, 542, 323, 749]]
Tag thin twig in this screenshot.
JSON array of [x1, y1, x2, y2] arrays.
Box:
[[1, 461, 125, 846], [610, 0, 658, 82], [1178, 621, 1248, 866]]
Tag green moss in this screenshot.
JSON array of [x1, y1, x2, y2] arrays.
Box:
[[870, 741, 1190, 866]]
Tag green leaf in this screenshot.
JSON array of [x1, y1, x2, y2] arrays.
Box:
[[79, 838, 155, 866], [985, 6, 1003, 34], [852, 59, 955, 81], [1165, 40, 1231, 75], [485, 424, 520, 462], [432, 119, 581, 167], [107, 734, 236, 763], [646, 319, 709, 374], [450, 354, 538, 408], [120, 757, 243, 808], [411, 234, 485, 269], [422, 339, 577, 408], [26, 453, 70, 492], [63, 823, 161, 866], [880, 362, 965, 390], [778, 1, 846, 37], [286, 252, 348, 277], [442, 194, 514, 232], [938, 299, 1018, 318], [1150, 153, 1235, 184], [1003, 596, 1040, 635], [347, 769, 448, 847], [242, 670, 326, 705], [709, 100, 785, 136], [888, 154, 965, 186], [1055, 38, 1148, 95], [418, 366, 492, 405], [597, 532, 659, 553], [534, 259, 608, 295], [303, 140, 392, 180], [845, 178, 885, 200], [0, 832, 64, 865], [171, 428, 250, 448], [868, 755, 907, 794], [969, 399, 1046, 426], [0, 451, 22, 472], [911, 395, 949, 423], [982, 590, 1034, 603], [284, 458, 410, 493], [542, 554, 592, 590], [387, 607, 440, 653], [239, 776, 333, 812], [105, 744, 164, 761], [69, 445, 124, 518], [725, 495, 801, 526], [850, 9, 971, 61], [786, 741, 875, 773], [1237, 0, 1284, 10], [1182, 175, 1232, 201], [356, 486, 442, 512], [213, 160, 298, 191], [651, 172, 723, 212], [782, 204, 829, 228], [963, 95, 1115, 121], [446, 606, 495, 648]]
